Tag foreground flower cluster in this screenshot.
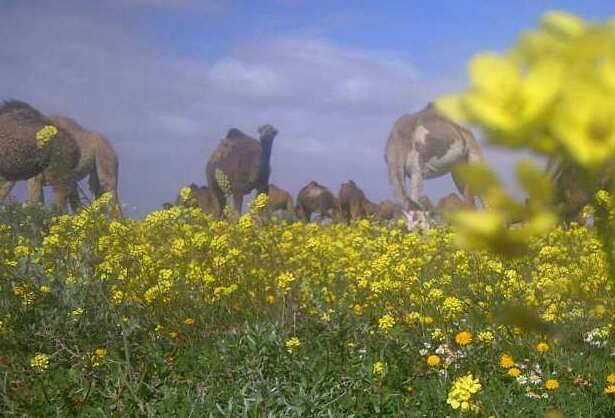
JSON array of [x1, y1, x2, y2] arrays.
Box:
[[0, 196, 613, 415]]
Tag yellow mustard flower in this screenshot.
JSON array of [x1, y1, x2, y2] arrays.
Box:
[[30, 353, 49, 372], [378, 314, 396, 331], [35, 125, 58, 149], [285, 337, 302, 354], [372, 361, 385, 376]]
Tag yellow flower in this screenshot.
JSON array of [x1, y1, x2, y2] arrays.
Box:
[[536, 342, 549, 353], [607, 373, 615, 384], [552, 83, 615, 167], [508, 367, 521, 378], [91, 348, 107, 367], [250, 193, 269, 212], [455, 331, 473, 346], [265, 295, 276, 305], [541, 11, 586, 38], [426, 355, 441, 367], [168, 331, 179, 339], [500, 353, 515, 369], [183, 318, 195, 326], [372, 361, 385, 376], [423, 316, 434, 326], [30, 353, 49, 372], [604, 385, 615, 395], [545, 379, 560, 390], [94, 348, 107, 358], [438, 53, 563, 149], [478, 331, 494, 344], [285, 337, 302, 354], [35, 125, 58, 149], [378, 314, 396, 331], [179, 186, 192, 203], [447, 373, 482, 413]]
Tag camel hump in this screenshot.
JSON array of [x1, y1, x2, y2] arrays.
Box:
[[0, 100, 45, 120], [226, 128, 246, 138], [48, 115, 85, 131]]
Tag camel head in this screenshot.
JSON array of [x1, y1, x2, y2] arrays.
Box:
[[257, 124, 278, 143]]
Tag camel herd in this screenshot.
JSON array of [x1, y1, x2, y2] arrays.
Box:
[[0, 99, 607, 224]]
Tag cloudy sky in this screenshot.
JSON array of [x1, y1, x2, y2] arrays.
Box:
[[1, 0, 613, 216]]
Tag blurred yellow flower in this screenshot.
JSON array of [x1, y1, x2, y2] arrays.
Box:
[[285, 337, 302, 354], [508, 367, 521, 378], [500, 354, 515, 369], [378, 314, 396, 331], [372, 361, 385, 376], [35, 125, 58, 149], [426, 355, 441, 367], [536, 342, 550, 353], [455, 331, 473, 346], [30, 353, 49, 372]]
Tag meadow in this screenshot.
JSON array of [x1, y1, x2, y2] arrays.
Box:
[[0, 195, 613, 417]]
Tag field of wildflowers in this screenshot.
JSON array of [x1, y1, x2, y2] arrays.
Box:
[[0, 195, 613, 416], [1, 9, 614, 418]]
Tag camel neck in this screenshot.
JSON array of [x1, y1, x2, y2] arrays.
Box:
[[257, 137, 274, 193]]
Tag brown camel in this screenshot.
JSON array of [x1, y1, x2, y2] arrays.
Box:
[[206, 125, 279, 215], [432, 193, 470, 223], [545, 157, 612, 223], [365, 199, 403, 222], [175, 183, 221, 217], [0, 100, 79, 212], [338, 180, 369, 223], [296, 181, 338, 222], [1, 114, 121, 215], [268, 184, 294, 215], [385, 102, 485, 213]]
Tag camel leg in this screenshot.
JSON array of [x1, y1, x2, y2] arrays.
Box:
[[405, 152, 425, 211], [232, 193, 243, 214], [0, 178, 16, 203], [49, 181, 72, 214], [452, 170, 476, 208], [68, 183, 82, 213], [408, 172, 424, 211], [27, 175, 45, 205]]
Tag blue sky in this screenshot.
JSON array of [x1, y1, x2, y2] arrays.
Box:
[[1, 0, 614, 216]]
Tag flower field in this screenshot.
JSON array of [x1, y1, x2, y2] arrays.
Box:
[[0, 195, 613, 417]]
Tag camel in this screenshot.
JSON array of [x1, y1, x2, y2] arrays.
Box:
[[296, 181, 338, 223], [385, 102, 484, 215], [365, 199, 404, 222], [431, 193, 470, 223], [338, 180, 369, 223], [1, 115, 121, 215], [268, 184, 294, 215], [546, 157, 612, 223], [206, 125, 278, 215], [175, 183, 221, 217], [0, 100, 79, 212]]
